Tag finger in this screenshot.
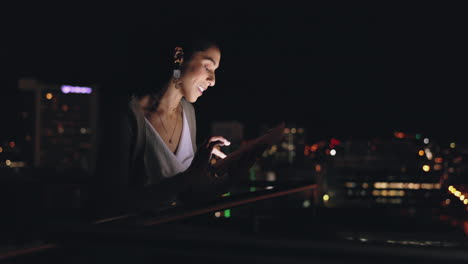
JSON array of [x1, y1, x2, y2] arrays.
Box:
[[212, 148, 227, 159], [206, 140, 225, 151], [207, 136, 231, 147]]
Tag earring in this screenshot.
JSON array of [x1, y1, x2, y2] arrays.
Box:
[[173, 69, 181, 79], [174, 79, 181, 89]]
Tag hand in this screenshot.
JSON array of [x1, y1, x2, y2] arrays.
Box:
[[207, 136, 231, 159], [186, 136, 231, 178]]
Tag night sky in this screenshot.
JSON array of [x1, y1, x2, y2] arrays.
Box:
[[1, 3, 467, 145]]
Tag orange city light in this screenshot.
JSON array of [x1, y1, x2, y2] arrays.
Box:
[[394, 131, 405, 139]]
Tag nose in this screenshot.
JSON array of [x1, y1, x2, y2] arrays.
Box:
[[207, 72, 215, 87]]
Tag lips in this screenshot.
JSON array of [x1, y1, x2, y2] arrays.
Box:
[[198, 85, 207, 94]]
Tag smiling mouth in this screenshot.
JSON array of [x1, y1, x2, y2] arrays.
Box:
[[198, 85, 206, 94]]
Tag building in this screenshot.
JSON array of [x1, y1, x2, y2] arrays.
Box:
[[261, 123, 307, 165], [18, 78, 99, 175], [314, 134, 444, 210]]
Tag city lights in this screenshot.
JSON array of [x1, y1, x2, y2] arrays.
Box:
[[422, 165, 431, 172], [323, 194, 330, 201], [61, 85, 93, 94]]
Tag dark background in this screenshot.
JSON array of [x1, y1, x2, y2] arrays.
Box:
[[1, 2, 467, 145]]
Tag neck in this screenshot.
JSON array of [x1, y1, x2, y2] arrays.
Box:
[[157, 82, 183, 115]]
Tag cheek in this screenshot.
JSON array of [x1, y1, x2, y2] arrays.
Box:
[[188, 68, 206, 81], [183, 64, 206, 82]]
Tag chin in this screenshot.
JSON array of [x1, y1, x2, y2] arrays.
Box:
[[185, 96, 198, 103]]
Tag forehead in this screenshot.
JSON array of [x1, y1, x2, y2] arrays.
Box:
[[191, 47, 221, 67]]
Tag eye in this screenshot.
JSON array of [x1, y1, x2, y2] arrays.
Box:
[[204, 66, 212, 73]]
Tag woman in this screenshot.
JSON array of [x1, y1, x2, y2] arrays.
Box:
[[90, 38, 248, 217]]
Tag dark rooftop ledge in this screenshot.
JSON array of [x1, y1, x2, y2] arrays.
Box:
[[0, 182, 316, 261]]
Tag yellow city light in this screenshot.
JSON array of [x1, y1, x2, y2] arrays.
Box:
[[323, 194, 330, 201], [422, 165, 430, 172], [46, 93, 53, 100]]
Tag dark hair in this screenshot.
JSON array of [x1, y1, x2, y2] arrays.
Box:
[[129, 35, 219, 111]]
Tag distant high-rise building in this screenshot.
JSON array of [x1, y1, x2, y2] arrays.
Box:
[[18, 78, 99, 175], [261, 123, 306, 165]]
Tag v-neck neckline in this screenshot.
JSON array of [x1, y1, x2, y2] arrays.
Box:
[[145, 104, 185, 156]]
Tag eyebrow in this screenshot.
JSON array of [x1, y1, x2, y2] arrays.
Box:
[[202, 56, 218, 67]]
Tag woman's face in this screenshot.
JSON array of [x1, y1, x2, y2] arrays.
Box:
[[179, 46, 221, 103]]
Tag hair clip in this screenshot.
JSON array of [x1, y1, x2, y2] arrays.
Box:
[[173, 47, 184, 79]]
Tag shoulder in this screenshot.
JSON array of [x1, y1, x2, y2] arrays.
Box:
[[128, 95, 141, 113]]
